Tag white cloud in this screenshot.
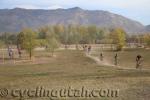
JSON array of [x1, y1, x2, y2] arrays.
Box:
[[47, 5, 63, 9], [2, 0, 150, 10], [15, 4, 64, 10], [15, 4, 40, 9]]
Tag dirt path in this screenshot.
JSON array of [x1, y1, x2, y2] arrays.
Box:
[[86, 54, 114, 66], [86, 53, 149, 71]]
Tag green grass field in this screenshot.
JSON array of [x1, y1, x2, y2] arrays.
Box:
[[0, 49, 150, 100]]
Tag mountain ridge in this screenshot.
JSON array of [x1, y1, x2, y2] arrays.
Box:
[[145, 25, 150, 32], [0, 7, 147, 33]]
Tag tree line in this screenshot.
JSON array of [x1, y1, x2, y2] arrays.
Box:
[[0, 25, 150, 59]]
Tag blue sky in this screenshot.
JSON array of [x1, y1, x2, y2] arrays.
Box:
[[1, 0, 150, 25]]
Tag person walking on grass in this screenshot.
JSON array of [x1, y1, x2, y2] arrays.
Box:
[[100, 53, 103, 61], [17, 45, 22, 58], [8, 47, 14, 59], [114, 53, 118, 66], [88, 45, 92, 55], [8, 46, 11, 59], [10, 49, 14, 59], [136, 54, 143, 69]]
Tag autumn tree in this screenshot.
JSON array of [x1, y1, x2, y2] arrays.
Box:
[[38, 26, 49, 39], [45, 28, 59, 57], [0, 32, 12, 46], [109, 28, 126, 51], [95, 29, 105, 43], [87, 25, 98, 43], [17, 29, 37, 59], [0, 40, 4, 48], [78, 26, 88, 44]]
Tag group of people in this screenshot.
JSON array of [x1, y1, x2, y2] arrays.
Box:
[[3, 44, 144, 69], [83, 45, 92, 54], [7, 45, 22, 59], [99, 52, 143, 69], [99, 53, 118, 65], [8, 46, 14, 59]]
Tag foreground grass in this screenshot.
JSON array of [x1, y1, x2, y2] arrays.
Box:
[[0, 50, 150, 100]]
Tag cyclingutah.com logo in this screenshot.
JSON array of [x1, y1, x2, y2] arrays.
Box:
[[0, 86, 119, 99], [0, 88, 9, 98]]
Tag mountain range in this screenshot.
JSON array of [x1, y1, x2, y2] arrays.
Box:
[[0, 7, 149, 34], [145, 25, 150, 32]]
